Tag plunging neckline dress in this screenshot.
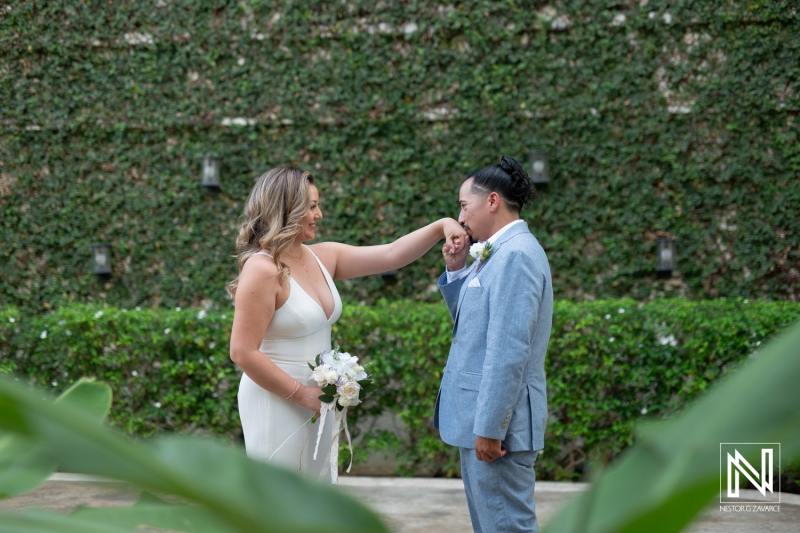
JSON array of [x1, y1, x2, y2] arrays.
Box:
[[237, 246, 343, 479]]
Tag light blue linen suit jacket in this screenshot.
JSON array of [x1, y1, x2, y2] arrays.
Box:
[[434, 222, 553, 451]]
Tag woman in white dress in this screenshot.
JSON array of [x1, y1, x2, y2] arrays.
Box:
[[229, 166, 467, 481]]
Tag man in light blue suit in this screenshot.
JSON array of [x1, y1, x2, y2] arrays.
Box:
[[435, 155, 553, 532]]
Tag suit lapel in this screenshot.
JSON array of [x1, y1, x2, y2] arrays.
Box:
[[453, 263, 479, 325], [452, 222, 531, 323]]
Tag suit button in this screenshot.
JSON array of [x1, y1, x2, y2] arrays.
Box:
[[502, 422, 508, 428]]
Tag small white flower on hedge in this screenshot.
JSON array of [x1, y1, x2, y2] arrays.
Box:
[[95, 311, 103, 318], [51, 381, 57, 387], [641, 407, 648, 415], [164, 328, 171, 334], [154, 402, 162, 408], [40, 331, 47, 339], [8, 317, 15, 323], [658, 334, 678, 347], [609, 337, 615, 343], [618, 308, 625, 314], [197, 310, 207, 319], [209, 342, 216, 350], [605, 314, 611, 319], [132, 370, 139, 377], [175, 307, 182, 311]]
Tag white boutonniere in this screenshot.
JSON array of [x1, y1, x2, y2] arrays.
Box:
[[469, 241, 493, 271]]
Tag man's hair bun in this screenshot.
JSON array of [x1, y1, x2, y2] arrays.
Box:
[[498, 155, 536, 209]]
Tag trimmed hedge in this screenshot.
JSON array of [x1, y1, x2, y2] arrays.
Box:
[[2, 298, 798, 480]]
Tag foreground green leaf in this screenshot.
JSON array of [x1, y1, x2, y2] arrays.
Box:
[[0, 378, 111, 498], [0, 509, 136, 533], [71, 493, 237, 533], [544, 322, 800, 533], [0, 376, 388, 533]]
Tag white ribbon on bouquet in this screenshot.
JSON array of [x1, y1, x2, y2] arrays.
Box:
[[313, 402, 354, 485]]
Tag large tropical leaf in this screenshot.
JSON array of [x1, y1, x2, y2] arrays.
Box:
[[0, 375, 388, 533], [0, 378, 112, 498], [544, 322, 800, 533]]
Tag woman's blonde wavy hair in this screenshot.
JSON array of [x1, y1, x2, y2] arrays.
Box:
[[228, 166, 315, 297]]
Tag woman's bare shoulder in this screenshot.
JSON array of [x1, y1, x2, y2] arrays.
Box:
[[239, 253, 281, 282]]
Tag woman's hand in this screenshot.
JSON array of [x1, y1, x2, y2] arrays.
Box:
[[292, 383, 323, 416], [442, 218, 468, 253], [442, 218, 469, 271], [443, 241, 469, 272]]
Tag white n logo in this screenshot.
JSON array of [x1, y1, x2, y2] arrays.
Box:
[[727, 448, 773, 498]]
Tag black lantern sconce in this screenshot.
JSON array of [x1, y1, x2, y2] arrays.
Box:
[[90, 243, 112, 280], [656, 238, 677, 278], [529, 150, 549, 185], [380, 270, 398, 284], [200, 155, 221, 192]]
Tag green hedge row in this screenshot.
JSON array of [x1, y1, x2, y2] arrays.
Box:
[[2, 298, 798, 480]]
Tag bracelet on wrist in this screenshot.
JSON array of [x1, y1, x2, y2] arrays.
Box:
[[284, 380, 301, 401]]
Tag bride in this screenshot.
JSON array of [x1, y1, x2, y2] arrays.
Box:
[[228, 165, 467, 481]]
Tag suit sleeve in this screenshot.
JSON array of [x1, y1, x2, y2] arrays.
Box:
[[473, 249, 543, 440], [438, 271, 466, 320]]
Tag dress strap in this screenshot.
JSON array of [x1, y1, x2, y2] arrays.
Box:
[[253, 251, 274, 258]]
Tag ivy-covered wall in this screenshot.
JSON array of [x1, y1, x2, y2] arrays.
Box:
[[1, 1, 798, 313]]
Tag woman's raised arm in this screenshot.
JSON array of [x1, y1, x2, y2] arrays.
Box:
[[311, 218, 467, 281]]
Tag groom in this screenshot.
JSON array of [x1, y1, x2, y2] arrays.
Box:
[[435, 155, 553, 532]]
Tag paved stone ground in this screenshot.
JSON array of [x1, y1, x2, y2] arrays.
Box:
[[1, 474, 798, 532]]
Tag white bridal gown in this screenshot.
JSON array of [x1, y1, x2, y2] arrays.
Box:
[[237, 247, 342, 479]]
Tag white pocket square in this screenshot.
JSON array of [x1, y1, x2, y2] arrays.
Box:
[[468, 277, 482, 288]]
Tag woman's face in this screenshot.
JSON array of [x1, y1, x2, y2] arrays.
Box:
[[299, 184, 322, 242]]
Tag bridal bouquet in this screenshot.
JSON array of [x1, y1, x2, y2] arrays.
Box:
[[308, 347, 377, 483]]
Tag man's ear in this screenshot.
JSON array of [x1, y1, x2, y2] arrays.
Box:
[[487, 192, 501, 213]]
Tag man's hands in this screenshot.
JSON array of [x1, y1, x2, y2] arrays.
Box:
[[442, 218, 469, 272], [475, 436, 507, 462]]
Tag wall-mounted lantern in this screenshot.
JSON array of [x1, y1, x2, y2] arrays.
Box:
[[90, 243, 112, 280], [381, 270, 398, 284], [656, 237, 677, 277], [200, 155, 220, 192], [528, 150, 549, 185]]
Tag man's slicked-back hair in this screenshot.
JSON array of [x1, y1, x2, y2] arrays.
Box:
[[469, 155, 536, 213]]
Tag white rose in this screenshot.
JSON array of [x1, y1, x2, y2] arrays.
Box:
[[469, 242, 484, 260], [310, 365, 329, 385], [469, 241, 493, 264], [338, 381, 361, 407]]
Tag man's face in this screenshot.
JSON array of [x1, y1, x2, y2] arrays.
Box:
[[458, 178, 490, 243]]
